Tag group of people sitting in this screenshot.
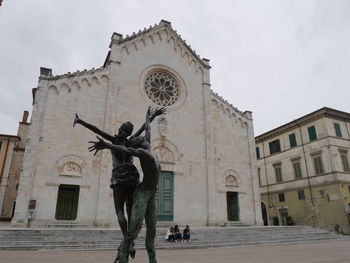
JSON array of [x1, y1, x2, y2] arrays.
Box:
[[165, 225, 191, 242]]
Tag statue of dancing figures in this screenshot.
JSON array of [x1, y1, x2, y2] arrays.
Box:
[[73, 107, 165, 240], [89, 107, 162, 263]]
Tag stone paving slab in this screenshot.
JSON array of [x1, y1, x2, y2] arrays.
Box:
[[0, 240, 350, 263]]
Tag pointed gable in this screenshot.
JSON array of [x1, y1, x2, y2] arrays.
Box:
[[104, 20, 211, 71]]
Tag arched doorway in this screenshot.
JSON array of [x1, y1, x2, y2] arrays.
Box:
[[261, 202, 268, 226]]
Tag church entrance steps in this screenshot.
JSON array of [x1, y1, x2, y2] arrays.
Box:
[[0, 226, 348, 251]]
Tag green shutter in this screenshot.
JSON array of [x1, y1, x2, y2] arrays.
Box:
[[297, 190, 305, 200], [293, 162, 302, 179], [275, 166, 283, 182], [334, 123, 342, 137], [256, 147, 260, 159], [341, 154, 350, 172], [308, 126, 317, 141], [313, 156, 324, 174], [289, 133, 297, 148]]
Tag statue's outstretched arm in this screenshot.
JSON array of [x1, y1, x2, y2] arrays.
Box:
[[73, 114, 114, 142], [145, 107, 151, 143], [89, 137, 141, 157], [130, 107, 166, 138]]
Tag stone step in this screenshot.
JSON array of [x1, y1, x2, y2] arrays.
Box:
[[0, 226, 347, 250]]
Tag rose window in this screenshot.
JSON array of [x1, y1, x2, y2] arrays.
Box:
[[144, 72, 179, 106]]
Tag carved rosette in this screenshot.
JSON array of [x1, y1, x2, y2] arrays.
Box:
[[144, 71, 179, 107]]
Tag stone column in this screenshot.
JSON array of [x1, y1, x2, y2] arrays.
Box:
[[12, 68, 51, 226]]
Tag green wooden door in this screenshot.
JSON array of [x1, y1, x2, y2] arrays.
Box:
[[155, 171, 174, 221], [227, 192, 239, 221], [55, 185, 80, 220]]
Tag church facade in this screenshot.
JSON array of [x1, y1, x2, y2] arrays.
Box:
[[12, 20, 262, 227]]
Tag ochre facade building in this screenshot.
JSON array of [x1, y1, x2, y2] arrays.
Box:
[[256, 107, 350, 234]]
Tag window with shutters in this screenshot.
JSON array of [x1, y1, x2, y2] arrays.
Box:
[[308, 126, 317, 141], [274, 163, 283, 183], [334, 123, 342, 138], [256, 147, 260, 159], [269, 139, 281, 155], [297, 190, 305, 200], [312, 155, 324, 175], [293, 161, 303, 179], [339, 151, 350, 172], [278, 193, 285, 202], [289, 133, 297, 148]]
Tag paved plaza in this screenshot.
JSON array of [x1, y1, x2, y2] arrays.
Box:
[[0, 240, 349, 263]]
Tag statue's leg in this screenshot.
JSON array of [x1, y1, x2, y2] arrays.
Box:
[[113, 185, 128, 239], [127, 188, 149, 258], [125, 185, 135, 234], [114, 240, 129, 263], [145, 197, 157, 263]]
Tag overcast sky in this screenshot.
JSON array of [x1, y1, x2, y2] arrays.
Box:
[[1, 0, 349, 136]]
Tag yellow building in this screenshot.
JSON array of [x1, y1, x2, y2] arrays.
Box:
[[0, 111, 29, 220], [256, 107, 350, 234]]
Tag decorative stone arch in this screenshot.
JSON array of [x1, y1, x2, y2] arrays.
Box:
[[216, 169, 241, 193], [59, 83, 70, 93], [81, 78, 90, 87], [100, 75, 109, 85], [71, 80, 81, 91], [48, 85, 58, 95], [151, 138, 181, 163], [55, 155, 86, 177], [91, 76, 99, 86], [154, 146, 174, 163]]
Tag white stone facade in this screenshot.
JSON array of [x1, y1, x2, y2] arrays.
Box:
[[12, 20, 262, 227]]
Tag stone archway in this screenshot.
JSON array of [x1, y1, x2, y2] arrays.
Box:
[[261, 202, 268, 226]]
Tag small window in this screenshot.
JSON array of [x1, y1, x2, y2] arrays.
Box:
[[340, 152, 350, 172], [258, 168, 261, 186], [313, 156, 324, 175], [293, 161, 302, 179], [278, 193, 285, 202], [334, 123, 342, 137], [297, 190, 305, 200], [256, 147, 260, 159], [269, 140, 281, 154], [274, 165, 283, 183], [308, 126, 317, 141], [0, 141, 3, 152], [289, 133, 297, 148]]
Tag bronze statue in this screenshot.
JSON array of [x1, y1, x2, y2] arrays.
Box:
[[89, 107, 162, 263], [73, 108, 164, 241]]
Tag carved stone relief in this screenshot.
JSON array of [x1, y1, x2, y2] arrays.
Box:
[[158, 117, 168, 137], [62, 162, 82, 176]]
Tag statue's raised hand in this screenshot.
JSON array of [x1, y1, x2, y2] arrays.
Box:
[[73, 113, 80, 127], [152, 107, 166, 118], [88, 136, 107, 156]]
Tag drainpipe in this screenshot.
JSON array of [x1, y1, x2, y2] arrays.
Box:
[[261, 140, 272, 210], [295, 120, 316, 227]]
